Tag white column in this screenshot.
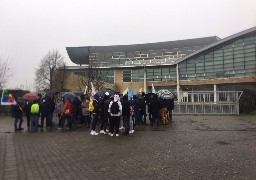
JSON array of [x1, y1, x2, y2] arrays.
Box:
[[143, 66, 147, 93], [176, 64, 180, 103], [214, 84, 217, 103]]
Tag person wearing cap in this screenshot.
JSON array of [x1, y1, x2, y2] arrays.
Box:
[[99, 92, 111, 134]]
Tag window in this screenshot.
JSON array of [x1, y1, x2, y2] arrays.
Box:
[[123, 70, 131, 82]]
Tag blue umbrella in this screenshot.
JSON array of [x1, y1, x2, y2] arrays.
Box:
[[61, 93, 78, 101]]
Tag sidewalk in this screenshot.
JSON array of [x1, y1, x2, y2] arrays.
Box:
[[0, 115, 256, 179]]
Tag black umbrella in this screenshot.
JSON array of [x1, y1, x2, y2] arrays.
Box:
[[61, 92, 78, 101], [97, 88, 115, 97]]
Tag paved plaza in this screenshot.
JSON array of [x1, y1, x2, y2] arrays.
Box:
[[0, 115, 256, 180]]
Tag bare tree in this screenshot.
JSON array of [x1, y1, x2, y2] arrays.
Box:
[[0, 57, 12, 88], [53, 65, 69, 91], [34, 50, 66, 92], [74, 62, 109, 92]]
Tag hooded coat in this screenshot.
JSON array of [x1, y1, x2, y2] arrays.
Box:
[[108, 94, 122, 116]]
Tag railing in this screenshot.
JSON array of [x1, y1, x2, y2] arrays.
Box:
[[172, 91, 243, 115]]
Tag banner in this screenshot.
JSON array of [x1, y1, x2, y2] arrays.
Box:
[[128, 88, 134, 98], [151, 83, 156, 94], [84, 85, 88, 95], [90, 82, 96, 96], [122, 87, 129, 95], [1, 89, 17, 105]]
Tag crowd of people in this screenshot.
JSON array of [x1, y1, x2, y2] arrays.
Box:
[[10, 92, 174, 136]]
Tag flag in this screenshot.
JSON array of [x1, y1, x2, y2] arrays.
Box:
[[123, 87, 129, 95], [151, 83, 156, 94], [84, 86, 88, 95], [1, 89, 17, 105], [90, 82, 96, 96], [128, 88, 134, 98]]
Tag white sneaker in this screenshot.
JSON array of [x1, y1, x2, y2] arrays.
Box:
[[110, 134, 114, 137], [119, 126, 124, 130], [99, 130, 105, 134], [103, 132, 107, 135], [106, 129, 109, 132], [129, 130, 134, 134], [116, 134, 119, 137], [108, 132, 112, 135], [90, 130, 95, 135]]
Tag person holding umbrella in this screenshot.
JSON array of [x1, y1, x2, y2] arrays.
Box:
[[10, 97, 24, 132], [59, 98, 74, 131]]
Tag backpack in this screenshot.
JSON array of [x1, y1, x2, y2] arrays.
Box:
[[111, 101, 119, 114], [89, 101, 94, 112], [31, 103, 39, 114]]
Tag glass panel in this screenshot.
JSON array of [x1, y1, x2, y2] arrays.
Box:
[[224, 55, 233, 59], [234, 65, 244, 70], [234, 50, 244, 54], [244, 48, 255, 53], [234, 54, 244, 58], [245, 52, 255, 57], [224, 59, 233, 63], [245, 56, 256, 61], [234, 46, 244, 51]]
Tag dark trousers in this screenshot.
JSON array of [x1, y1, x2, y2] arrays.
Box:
[[100, 113, 109, 131], [109, 116, 121, 134], [91, 114, 100, 131], [26, 115, 30, 128], [168, 110, 173, 121], [134, 111, 141, 126], [41, 114, 51, 128], [49, 113, 54, 126], [14, 116, 23, 130], [61, 115, 72, 129], [154, 112, 160, 125], [122, 116, 130, 133], [81, 115, 90, 125], [140, 110, 147, 124]]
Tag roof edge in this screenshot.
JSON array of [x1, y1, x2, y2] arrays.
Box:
[[175, 26, 256, 64]]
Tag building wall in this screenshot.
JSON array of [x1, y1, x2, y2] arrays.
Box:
[[65, 29, 256, 94]]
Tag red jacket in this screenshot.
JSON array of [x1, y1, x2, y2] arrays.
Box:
[[62, 100, 74, 116]]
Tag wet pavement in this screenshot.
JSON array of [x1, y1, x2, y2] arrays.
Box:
[[0, 115, 256, 180]]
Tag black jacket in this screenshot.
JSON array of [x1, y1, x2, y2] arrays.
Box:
[[40, 101, 52, 116], [122, 100, 130, 117], [11, 103, 23, 118]]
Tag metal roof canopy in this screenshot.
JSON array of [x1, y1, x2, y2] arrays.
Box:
[[66, 36, 220, 65]]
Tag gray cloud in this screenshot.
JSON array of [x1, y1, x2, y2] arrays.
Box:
[[0, 0, 255, 90]]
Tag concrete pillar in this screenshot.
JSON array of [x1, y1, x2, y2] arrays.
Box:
[[176, 64, 180, 103], [114, 69, 116, 86], [143, 66, 147, 93], [214, 84, 217, 103]]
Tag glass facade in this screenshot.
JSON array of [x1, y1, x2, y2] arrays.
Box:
[[122, 66, 177, 82], [179, 33, 256, 80]]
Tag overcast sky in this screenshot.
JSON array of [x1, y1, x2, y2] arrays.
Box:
[[0, 0, 255, 91]]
